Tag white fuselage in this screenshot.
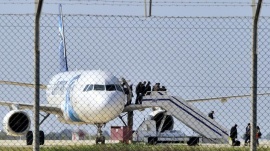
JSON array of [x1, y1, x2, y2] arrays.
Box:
[[46, 70, 126, 124]]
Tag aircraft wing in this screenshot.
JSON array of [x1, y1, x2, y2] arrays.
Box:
[[0, 101, 61, 115], [0, 80, 47, 89], [186, 92, 270, 103]]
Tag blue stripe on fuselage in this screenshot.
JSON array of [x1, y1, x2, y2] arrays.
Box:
[[64, 74, 82, 122]]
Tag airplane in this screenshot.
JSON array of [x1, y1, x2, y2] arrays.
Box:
[[0, 4, 129, 145], [0, 4, 269, 146]]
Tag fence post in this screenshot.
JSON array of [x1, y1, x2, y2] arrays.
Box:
[[34, 0, 43, 151], [251, 0, 263, 151]]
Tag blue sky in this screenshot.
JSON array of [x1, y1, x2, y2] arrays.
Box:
[[0, 0, 269, 16], [0, 0, 270, 139]]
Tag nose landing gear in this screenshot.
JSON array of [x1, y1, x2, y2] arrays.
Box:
[[95, 123, 106, 144]]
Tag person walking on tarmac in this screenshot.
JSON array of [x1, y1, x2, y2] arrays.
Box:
[[230, 124, 238, 145], [256, 126, 262, 146], [244, 123, 250, 145]]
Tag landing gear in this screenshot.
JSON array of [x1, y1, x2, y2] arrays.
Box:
[[96, 136, 105, 144], [95, 124, 106, 144], [26, 131, 33, 145], [40, 131, 45, 145], [147, 137, 158, 145], [26, 113, 49, 145], [26, 131, 45, 145]]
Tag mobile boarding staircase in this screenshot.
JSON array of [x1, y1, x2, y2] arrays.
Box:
[[125, 91, 229, 144]]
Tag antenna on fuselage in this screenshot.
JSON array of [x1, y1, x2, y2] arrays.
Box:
[[58, 4, 68, 72]]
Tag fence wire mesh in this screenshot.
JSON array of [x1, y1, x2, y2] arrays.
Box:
[[0, 14, 270, 149]]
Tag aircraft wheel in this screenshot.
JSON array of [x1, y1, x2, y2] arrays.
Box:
[[26, 131, 33, 145], [101, 136, 105, 144], [95, 137, 99, 144], [148, 137, 157, 145], [40, 131, 45, 145]]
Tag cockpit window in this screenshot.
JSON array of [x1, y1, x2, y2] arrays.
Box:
[[84, 84, 122, 92], [83, 85, 88, 91], [87, 85, 93, 91], [83, 84, 93, 91], [94, 85, 105, 91], [106, 85, 116, 91], [115, 85, 124, 92]]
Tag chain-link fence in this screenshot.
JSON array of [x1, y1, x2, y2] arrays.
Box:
[[0, 14, 270, 149]]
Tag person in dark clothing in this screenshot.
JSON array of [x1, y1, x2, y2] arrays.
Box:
[[135, 82, 146, 104], [128, 84, 133, 104], [141, 81, 146, 95], [160, 86, 167, 91], [152, 83, 160, 91], [256, 126, 261, 146], [135, 82, 142, 104], [244, 123, 250, 145], [230, 124, 238, 145], [129, 84, 133, 98], [144, 81, 151, 95], [122, 81, 133, 105], [135, 82, 142, 95], [208, 111, 214, 119]]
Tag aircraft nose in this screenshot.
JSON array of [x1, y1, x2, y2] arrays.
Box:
[[73, 91, 126, 123], [106, 92, 125, 108]]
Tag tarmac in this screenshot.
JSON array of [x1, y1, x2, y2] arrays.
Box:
[[0, 139, 270, 147], [0, 140, 119, 147]]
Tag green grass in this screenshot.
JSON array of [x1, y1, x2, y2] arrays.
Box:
[[0, 144, 270, 151]]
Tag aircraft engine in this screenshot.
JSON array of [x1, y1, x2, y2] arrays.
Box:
[[149, 109, 174, 132], [3, 110, 31, 136]]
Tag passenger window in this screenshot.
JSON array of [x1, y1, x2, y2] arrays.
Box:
[[115, 85, 124, 92], [106, 85, 116, 91], [94, 85, 105, 91]]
